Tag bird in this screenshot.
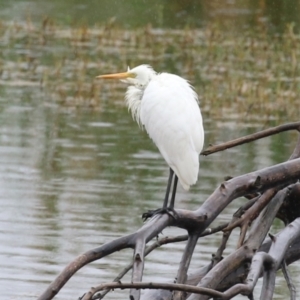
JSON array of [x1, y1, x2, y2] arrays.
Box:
[[97, 65, 204, 217]]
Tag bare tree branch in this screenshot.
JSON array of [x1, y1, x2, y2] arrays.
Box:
[[212, 197, 258, 266], [130, 236, 146, 300], [189, 184, 295, 300], [281, 260, 297, 300], [224, 188, 279, 246], [37, 215, 170, 300], [222, 217, 300, 300], [95, 224, 228, 300], [201, 121, 300, 156], [289, 134, 300, 160], [36, 127, 300, 300], [173, 233, 199, 300], [81, 281, 225, 300], [141, 235, 300, 300]]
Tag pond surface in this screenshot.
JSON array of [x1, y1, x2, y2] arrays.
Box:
[[0, 1, 299, 300]]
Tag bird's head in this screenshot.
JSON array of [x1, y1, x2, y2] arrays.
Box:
[[96, 64, 156, 88]]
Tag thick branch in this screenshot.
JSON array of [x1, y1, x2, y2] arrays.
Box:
[[192, 157, 300, 233]]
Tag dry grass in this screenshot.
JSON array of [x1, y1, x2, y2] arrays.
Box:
[[0, 18, 299, 121]]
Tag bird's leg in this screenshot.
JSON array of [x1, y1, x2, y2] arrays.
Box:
[[162, 168, 174, 209], [169, 175, 178, 209], [142, 168, 177, 221]]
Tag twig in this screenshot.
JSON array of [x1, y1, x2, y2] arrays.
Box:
[[215, 196, 258, 258], [201, 121, 300, 156], [214, 230, 231, 265], [81, 281, 225, 300], [281, 260, 297, 300], [233, 196, 258, 218], [289, 134, 300, 160], [224, 188, 279, 245], [173, 233, 199, 300]]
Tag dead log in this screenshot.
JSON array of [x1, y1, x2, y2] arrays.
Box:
[[36, 122, 300, 300]]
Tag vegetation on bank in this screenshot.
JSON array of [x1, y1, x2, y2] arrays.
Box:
[[0, 18, 299, 121]]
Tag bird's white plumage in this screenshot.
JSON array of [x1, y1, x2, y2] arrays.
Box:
[[100, 64, 204, 191], [140, 73, 204, 190]]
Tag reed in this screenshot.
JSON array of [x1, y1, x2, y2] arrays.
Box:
[[0, 19, 299, 120]]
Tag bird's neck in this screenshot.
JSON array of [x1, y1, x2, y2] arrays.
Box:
[[125, 85, 145, 127]]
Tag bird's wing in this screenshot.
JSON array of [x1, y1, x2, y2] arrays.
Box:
[[140, 73, 204, 190]]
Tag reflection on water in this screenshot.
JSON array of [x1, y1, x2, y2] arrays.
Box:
[[0, 1, 299, 299]]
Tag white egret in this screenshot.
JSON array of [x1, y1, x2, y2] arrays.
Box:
[[97, 65, 204, 216]]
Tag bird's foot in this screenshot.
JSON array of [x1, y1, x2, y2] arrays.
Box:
[[142, 207, 178, 221]]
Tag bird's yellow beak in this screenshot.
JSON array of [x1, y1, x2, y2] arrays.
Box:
[[96, 72, 135, 80]]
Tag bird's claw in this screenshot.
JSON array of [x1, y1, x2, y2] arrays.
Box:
[[142, 207, 178, 221]]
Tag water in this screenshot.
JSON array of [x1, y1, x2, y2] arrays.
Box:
[[0, 1, 299, 299], [0, 84, 297, 300]]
